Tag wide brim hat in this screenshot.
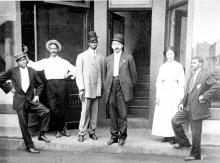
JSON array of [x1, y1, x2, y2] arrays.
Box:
[[15, 52, 26, 61], [111, 33, 124, 44], [46, 39, 62, 52], [88, 31, 98, 42]]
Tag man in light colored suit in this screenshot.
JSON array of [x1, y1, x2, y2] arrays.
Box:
[[76, 31, 106, 142], [172, 56, 219, 161], [105, 33, 137, 146]]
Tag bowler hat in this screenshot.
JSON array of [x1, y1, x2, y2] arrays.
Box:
[[112, 33, 124, 44], [15, 52, 26, 61], [46, 39, 62, 52], [88, 31, 98, 42]]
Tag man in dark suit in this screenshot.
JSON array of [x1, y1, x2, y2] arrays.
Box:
[[171, 56, 219, 161], [105, 33, 137, 146], [0, 52, 50, 153]]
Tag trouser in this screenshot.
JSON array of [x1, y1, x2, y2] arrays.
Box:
[[17, 102, 50, 149], [108, 77, 127, 141], [171, 110, 202, 157], [47, 79, 67, 131], [78, 98, 99, 136]]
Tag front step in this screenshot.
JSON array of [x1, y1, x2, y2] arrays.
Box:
[[128, 106, 149, 118], [134, 88, 149, 97], [128, 97, 149, 106]]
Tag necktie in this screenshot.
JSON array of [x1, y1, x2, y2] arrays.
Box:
[[189, 72, 195, 92]]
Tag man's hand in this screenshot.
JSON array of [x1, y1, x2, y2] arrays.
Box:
[[79, 90, 85, 102], [199, 95, 205, 103], [178, 104, 184, 112], [10, 88, 16, 94], [32, 96, 39, 103]]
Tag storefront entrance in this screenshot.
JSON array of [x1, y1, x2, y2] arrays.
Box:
[[20, 1, 91, 131], [108, 10, 152, 118]]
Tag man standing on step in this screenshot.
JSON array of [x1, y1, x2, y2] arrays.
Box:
[[105, 33, 137, 146], [171, 56, 219, 161], [0, 52, 50, 153], [27, 40, 76, 138], [76, 31, 106, 142]]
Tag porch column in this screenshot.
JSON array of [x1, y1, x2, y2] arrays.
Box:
[[149, 0, 166, 127], [94, 0, 108, 125]]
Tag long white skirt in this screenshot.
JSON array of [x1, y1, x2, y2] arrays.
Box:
[[151, 83, 183, 137]]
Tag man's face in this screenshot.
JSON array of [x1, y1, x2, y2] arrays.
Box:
[[191, 59, 202, 72], [49, 44, 58, 57], [88, 40, 98, 50], [111, 41, 123, 53], [17, 57, 27, 68]]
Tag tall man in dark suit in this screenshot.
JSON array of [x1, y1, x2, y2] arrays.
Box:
[[105, 34, 137, 146], [171, 56, 219, 161], [0, 52, 50, 153]]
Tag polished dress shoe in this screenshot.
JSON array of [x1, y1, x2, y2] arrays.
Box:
[[173, 143, 190, 149], [118, 139, 125, 146], [169, 137, 176, 145], [184, 155, 201, 161], [55, 131, 62, 138], [89, 133, 98, 140], [61, 126, 70, 137], [107, 139, 118, 145], [27, 147, 40, 154], [78, 135, 84, 142], [161, 137, 169, 143], [38, 135, 50, 143]]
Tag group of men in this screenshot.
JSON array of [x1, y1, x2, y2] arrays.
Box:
[[0, 31, 137, 153], [0, 30, 218, 162]]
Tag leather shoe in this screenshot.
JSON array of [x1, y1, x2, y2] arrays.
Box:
[[173, 143, 190, 149], [161, 137, 169, 143], [118, 139, 125, 146], [78, 135, 84, 142], [184, 155, 201, 161], [38, 135, 50, 143], [61, 126, 70, 137], [89, 133, 98, 140], [27, 147, 40, 154], [169, 137, 176, 145], [55, 131, 62, 138], [107, 139, 118, 145]]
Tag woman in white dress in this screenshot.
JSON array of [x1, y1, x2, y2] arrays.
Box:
[[151, 47, 185, 144]]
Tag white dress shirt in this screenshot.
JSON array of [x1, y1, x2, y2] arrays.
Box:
[[113, 51, 122, 77], [190, 67, 201, 90], [19, 67, 30, 92], [28, 56, 76, 80], [88, 47, 96, 57]]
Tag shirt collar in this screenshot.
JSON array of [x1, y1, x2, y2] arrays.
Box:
[[88, 47, 96, 54], [193, 67, 202, 76], [114, 51, 122, 56]]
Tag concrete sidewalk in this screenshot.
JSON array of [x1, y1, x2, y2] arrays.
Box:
[[0, 127, 220, 159]]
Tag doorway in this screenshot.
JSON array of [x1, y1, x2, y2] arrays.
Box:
[[108, 10, 152, 118]]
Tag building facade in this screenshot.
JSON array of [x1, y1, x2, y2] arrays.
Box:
[[0, 0, 220, 134]]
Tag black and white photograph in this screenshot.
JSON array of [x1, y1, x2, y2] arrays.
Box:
[[0, 0, 220, 162]]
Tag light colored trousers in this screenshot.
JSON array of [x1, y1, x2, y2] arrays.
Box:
[[78, 98, 99, 136]]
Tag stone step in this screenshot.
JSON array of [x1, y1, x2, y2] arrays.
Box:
[[128, 97, 149, 106], [137, 74, 150, 82], [136, 67, 150, 73], [135, 81, 149, 89], [133, 88, 149, 97], [209, 108, 220, 120], [128, 106, 149, 118]]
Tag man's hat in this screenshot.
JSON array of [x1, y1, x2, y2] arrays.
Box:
[[46, 39, 62, 52], [88, 31, 98, 42], [112, 33, 124, 44], [15, 52, 26, 61]]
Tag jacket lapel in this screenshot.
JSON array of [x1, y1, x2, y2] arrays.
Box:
[[119, 52, 126, 70], [191, 69, 202, 92]]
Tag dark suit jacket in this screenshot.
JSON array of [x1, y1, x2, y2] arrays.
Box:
[[0, 67, 44, 111], [182, 68, 219, 120], [105, 52, 137, 103]]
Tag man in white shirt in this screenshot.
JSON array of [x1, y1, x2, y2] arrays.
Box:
[[105, 34, 137, 146], [76, 31, 106, 142], [0, 52, 50, 153], [27, 40, 76, 138]]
